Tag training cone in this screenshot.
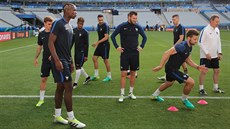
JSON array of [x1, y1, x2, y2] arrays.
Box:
[[167, 106, 179, 112], [197, 99, 208, 105]]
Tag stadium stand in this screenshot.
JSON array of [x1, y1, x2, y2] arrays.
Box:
[[0, 11, 23, 26]]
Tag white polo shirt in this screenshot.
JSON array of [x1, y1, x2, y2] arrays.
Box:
[[198, 24, 222, 59]]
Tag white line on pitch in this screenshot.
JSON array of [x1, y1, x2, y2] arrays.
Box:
[[0, 44, 35, 54], [0, 95, 229, 99]]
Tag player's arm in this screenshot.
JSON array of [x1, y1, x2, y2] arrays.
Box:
[[175, 35, 184, 45], [138, 25, 147, 51], [185, 55, 208, 73], [198, 29, 211, 60], [152, 47, 177, 72], [111, 24, 124, 53], [84, 31, 89, 62], [34, 45, 42, 67], [48, 33, 63, 72], [217, 30, 222, 60]]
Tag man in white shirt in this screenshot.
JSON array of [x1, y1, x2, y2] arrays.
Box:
[[198, 15, 224, 95]]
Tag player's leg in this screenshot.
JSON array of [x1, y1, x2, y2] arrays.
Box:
[[91, 55, 100, 81], [151, 81, 174, 102], [81, 67, 91, 85], [102, 44, 112, 82], [212, 58, 224, 93], [128, 70, 137, 100], [36, 61, 51, 107], [118, 54, 129, 102], [183, 77, 195, 109], [73, 53, 83, 88], [199, 58, 208, 95]]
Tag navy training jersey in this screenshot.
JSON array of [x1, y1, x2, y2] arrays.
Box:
[[72, 28, 89, 57], [111, 22, 147, 54], [165, 41, 192, 72], [97, 22, 109, 45], [37, 30, 50, 62], [173, 24, 185, 44], [50, 18, 73, 63]]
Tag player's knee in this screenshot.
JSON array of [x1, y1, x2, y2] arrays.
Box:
[[121, 71, 127, 77], [214, 69, 220, 74], [186, 78, 195, 87], [41, 77, 47, 83], [130, 71, 136, 76]]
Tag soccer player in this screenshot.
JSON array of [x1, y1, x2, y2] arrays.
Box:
[[198, 15, 224, 95], [151, 30, 208, 109], [91, 14, 112, 82], [34, 16, 53, 107], [158, 14, 187, 82], [48, 3, 86, 128], [111, 11, 147, 102], [72, 17, 91, 89]]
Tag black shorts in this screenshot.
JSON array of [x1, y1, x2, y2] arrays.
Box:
[[74, 52, 85, 68], [200, 58, 219, 69], [51, 59, 72, 83], [93, 43, 110, 59], [166, 70, 189, 84], [120, 53, 139, 71], [40, 61, 52, 77]]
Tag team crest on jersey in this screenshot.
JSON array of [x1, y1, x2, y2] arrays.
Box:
[[124, 28, 127, 30], [65, 76, 69, 80], [135, 28, 138, 31], [100, 28, 102, 31], [79, 33, 82, 37]]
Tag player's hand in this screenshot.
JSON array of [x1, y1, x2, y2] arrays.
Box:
[[70, 63, 74, 73], [48, 56, 51, 61], [152, 66, 162, 72], [205, 53, 212, 60], [197, 65, 208, 73], [84, 57, 88, 62], [137, 46, 143, 52], [34, 58, 38, 67], [92, 42, 98, 47], [55, 61, 63, 72], [116, 47, 124, 53], [218, 53, 222, 60]]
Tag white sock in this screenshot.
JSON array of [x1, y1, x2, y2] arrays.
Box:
[[129, 86, 134, 93], [74, 69, 81, 84], [55, 108, 61, 117], [199, 85, 204, 90], [107, 72, 112, 78], [121, 88, 125, 95], [94, 69, 99, 76], [81, 68, 88, 78], [182, 94, 188, 101], [67, 111, 75, 120], [152, 88, 161, 96], [213, 84, 218, 90], [40, 90, 45, 101]]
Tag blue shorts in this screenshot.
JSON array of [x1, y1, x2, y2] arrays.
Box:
[[166, 70, 189, 84], [200, 58, 219, 69], [74, 52, 85, 69], [51, 59, 72, 83], [40, 61, 52, 77], [93, 43, 110, 59]]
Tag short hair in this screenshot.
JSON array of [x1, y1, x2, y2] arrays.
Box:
[[63, 3, 73, 10], [44, 16, 53, 23], [172, 14, 179, 18], [210, 14, 219, 21], [97, 14, 103, 18], [128, 11, 137, 17], [186, 30, 199, 38], [77, 17, 84, 23]]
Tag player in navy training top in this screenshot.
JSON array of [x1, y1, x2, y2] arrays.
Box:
[[34, 16, 53, 107], [48, 3, 86, 128], [91, 14, 112, 82], [72, 17, 91, 88], [151, 30, 208, 109], [111, 11, 147, 102]]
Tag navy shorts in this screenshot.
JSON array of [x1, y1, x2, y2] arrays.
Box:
[[51, 59, 72, 83], [200, 58, 219, 69], [166, 70, 189, 84], [40, 61, 52, 77], [93, 43, 110, 59], [120, 53, 139, 71], [74, 52, 85, 69]]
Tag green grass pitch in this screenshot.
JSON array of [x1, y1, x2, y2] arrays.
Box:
[[0, 31, 229, 129]]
